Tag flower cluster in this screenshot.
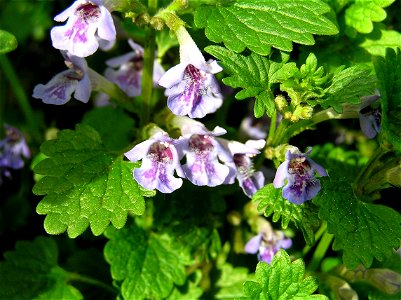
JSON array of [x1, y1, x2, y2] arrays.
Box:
[[245, 222, 292, 264], [124, 119, 265, 198], [0, 125, 30, 184]]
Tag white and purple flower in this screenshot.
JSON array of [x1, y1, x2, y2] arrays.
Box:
[[359, 90, 381, 139], [104, 39, 165, 97], [0, 125, 30, 184], [124, 131, 183, 193], [222, 139, 266, 198], [245, 224, 292, 264], [33, 51, 91, 105], [179, 124, 231, 187], [158, 26, 223, 119], [273, 147, 328, 204], [51, 0, 116, 57]]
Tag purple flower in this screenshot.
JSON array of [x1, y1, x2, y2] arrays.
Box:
[[50, 0, 116, 57], [124, 131, 183, 193], [273, 147, 328, 204], [179, 124, 231, 186], [359, 90, 381, 139], [223, 139, 266, 198], [104, 39, 164, 97], [245, 224, 292, 264], [0, 125, 30, 183], [32, 51, 91, 105], [158, 26, 223, 119]]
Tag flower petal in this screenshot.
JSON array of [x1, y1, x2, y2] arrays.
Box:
[[273, 160, 289, 188], [245, 234, 262, 254]]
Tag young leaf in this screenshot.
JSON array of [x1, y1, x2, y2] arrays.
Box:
[[314, 176, 401, 268], [373, 48, 401, 151], [252, 183, 320, 246], [345, 0, 396, 34], [358, 27, 401, 57], [194, 0, 338, 55], [33, 124, 146, 238], [0, 237, 83, 300], [205, 46, 298, 117], [242, 250, 327, 299], [104, 223, 190, 300], [321, 64, 377, 112], [0, 29, 17, 54]]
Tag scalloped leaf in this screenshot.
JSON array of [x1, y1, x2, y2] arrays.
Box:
[[242, 250, 327, 299], [314, 176, 401, 268], [0, 237, 83, 300], [252, 183, 320, 246], [194, 0, 338, 55], [32, 124, 147, 238], [205, 46, 298, 117], [104, 223, 191, 300], [345, 0, 395, 34]]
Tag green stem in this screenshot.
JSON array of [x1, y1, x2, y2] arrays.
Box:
[[0, 54, 41, 142], [140, 0, 157, 128], [353, 146, 388, 196], [309, 230, 334, 272], [266, 111, 277, 145], [67, 272, 118, 295], [302, 222, 327, 257]]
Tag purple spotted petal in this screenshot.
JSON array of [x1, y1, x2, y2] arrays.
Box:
[[279, 238, 292, 250], [273, 160, 289, 188], [125, 132, 183, 193], [182, 135, 229, 186], [359, 112, 381, 139], [239, 171, 265, 198], [258, 247, 274, 264], [32, 70, 81, 105], [51, 0, 116, 57], [134, 157, 183, 193], [282, 176, 321, 205], [245, 234, 262, 254]]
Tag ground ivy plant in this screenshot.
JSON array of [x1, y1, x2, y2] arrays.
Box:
[[0, 0, 400, 299]]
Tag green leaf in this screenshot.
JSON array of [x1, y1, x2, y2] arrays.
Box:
[[322, 64, 377, 112], [214, 263, 250, 299], [314, 176, 401, 268], [345, 0, 396, 34], [104, 223, 190, 300], [82, 107, 135, 151], [33, 124, 146, 238], [252, 183, 321, 246], [194, 0, 338, 55], [373, 48, 401, 151], [242, 250, 327, 299], [205, 46, 298, 117], [0, 237, 83, 300], [358, 27, 401, 57], [0, 29, 17, 54], [167, 271, 203, 300]]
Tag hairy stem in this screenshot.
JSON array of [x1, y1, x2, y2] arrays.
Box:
[[0, 54, 41, 142], [67, 272, 118, 295], [140, 0, 157, 128], [309, 230, 334, 272]]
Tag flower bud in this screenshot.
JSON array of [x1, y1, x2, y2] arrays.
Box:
[[275, 95, 288, 112]]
